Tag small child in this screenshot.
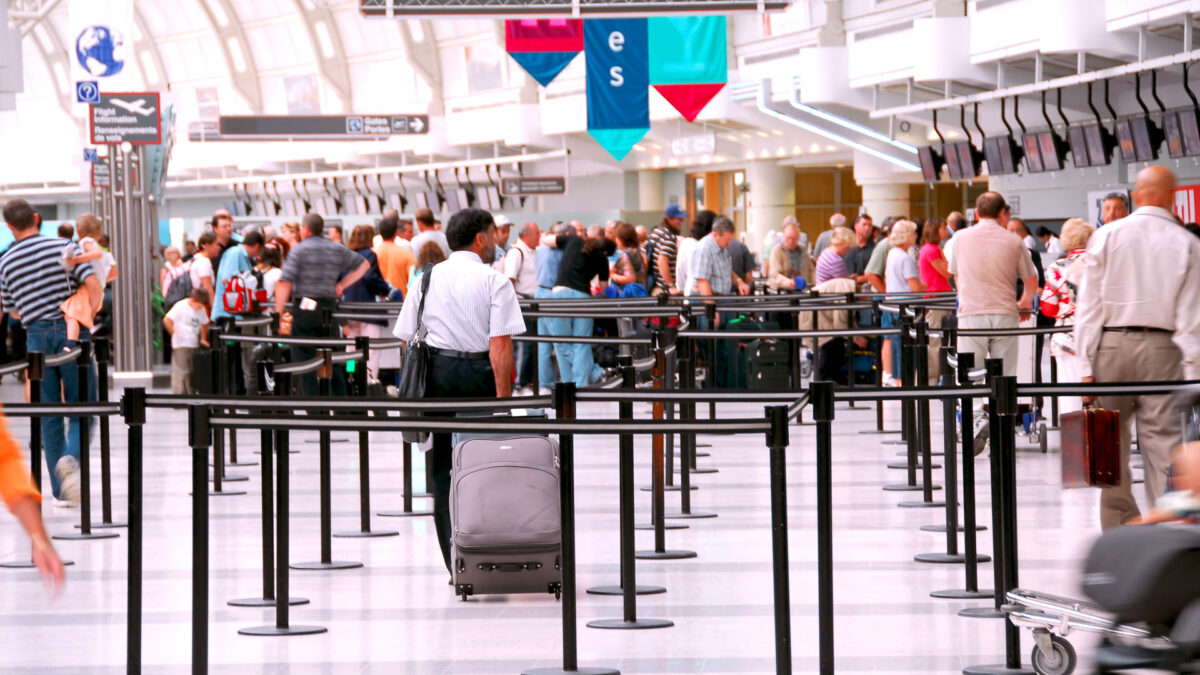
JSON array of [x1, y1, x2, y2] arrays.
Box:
[[59, 215, 116, 349], [163, 288, 211, 395]]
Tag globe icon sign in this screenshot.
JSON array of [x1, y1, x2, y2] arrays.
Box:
[[75, 25, 126, 77]]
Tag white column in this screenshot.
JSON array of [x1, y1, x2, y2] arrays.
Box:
[[637, 170, 664, 212], [745, 161, 795, 253], [860, 183, 911, 221]]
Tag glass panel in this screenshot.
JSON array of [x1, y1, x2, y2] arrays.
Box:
[[693, 176, 705, 210]]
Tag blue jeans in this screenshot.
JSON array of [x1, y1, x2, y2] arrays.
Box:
[[550, 287, 602, 388], [881, 311, 901, 377], [514, 316, 536, 388], [26, 320, 96, 499], [535, 287, 557, 389]]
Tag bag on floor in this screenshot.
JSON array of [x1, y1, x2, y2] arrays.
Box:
[[450, 435, 561, 600], [745, 339, 791, 389]]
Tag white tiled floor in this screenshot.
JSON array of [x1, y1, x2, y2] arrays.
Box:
[[0, 384, 1131, 674]]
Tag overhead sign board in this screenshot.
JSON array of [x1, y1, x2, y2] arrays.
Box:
[[500, 177, 566, 196], [83, 148, 100, 163], [670, 132, 716, 157], [216, 114, 429, 139], [75, 81, 100, 104], [91, 162, 110, 188], [89, 92, 161, 145]]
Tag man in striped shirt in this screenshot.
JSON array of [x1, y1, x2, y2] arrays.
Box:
[[0, 199, 100, 504], [648, 205, 685, 295]]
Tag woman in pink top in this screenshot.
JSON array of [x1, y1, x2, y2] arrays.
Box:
[[918, 219, 952, 383]]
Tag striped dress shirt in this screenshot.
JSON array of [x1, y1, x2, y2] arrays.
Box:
[[0, 235, 95, 325], [393, 251, 527, 353]]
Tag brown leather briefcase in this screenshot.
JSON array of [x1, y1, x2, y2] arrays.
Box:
[[1061, 406, 1121, 488]]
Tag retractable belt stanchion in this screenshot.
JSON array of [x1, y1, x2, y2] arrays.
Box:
[[2, 354, 73, 568], [663, 326, 676, 489], [230, 361, 308, 608], [93, 336, 125, 528], [57, 342, 119, 541], [122, 387, 145, 673], [637, 330, 689, 527], [810, 382, 834, 675], [1048, 355, 1060, 430], [525, 383, 620, 675], [189, 405, 211, 674], [933, 351, 995, 599], [961, 358, 1008, 621], [964, 374, 1033, 675], [764, 400, 795, 675], [668, 353, 716, 520], [899, 319, 944, 509], [882, 315, 923, 494], [636, 332, 695, 560], [204, 335, 248, 494], [222, 319, 255, 468], [240, 371, 326, 638], [292, 349, 362, 571], [337, 337, 398, 539], [861, 301, 898, 436], [844, 293, 858, 408], [588, 356, 672, 627]]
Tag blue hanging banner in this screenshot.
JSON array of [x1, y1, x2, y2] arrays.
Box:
[[584, 18, 649, 161]]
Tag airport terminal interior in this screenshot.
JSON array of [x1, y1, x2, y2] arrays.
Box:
[[1, 1, 1200, 674]]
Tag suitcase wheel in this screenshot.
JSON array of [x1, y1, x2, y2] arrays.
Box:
[[549, 582, 562, 600], [456, 584, 473, 601]]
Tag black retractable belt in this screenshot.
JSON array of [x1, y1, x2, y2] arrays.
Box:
[[57, 342, 119, 542], [899, 319, 945, 509], [93, 337, 125, 528], [336, 336, 398, 539], [122, 387, 145, 672]]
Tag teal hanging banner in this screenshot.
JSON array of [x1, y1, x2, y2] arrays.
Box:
[[648, 16, 727, 122], [585, 18, 649, 161]]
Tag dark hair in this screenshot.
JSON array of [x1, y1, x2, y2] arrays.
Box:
[[690, 209, 717, 239], [975, 192, 1007, 219], [712, 216, 735, 234], [852, 214, 873, 228], [302, 213, 324, 237], [946, 212, 966, 229], [1037, 226, 1055, 238], [348, 224, 374, 251], [191, 287, 211, 305], [58, 224, 75, 239], [417, 240, 447, 267], [198, 232, 217, 248], [328, 224, 343, 240], [260, 244, 283, 268], [2, 199, 37, 231], [1008, 217, 1029, 237], [1187, 223, 1200, 239], [921, 218, 944, 246], [379, 216, 399, 240], [414, 208, 435, 229], [615, 222, 638, 249], [242, 230, 264, 247], [445, 208, 494, 251], [1103, 192, 1129, 210]]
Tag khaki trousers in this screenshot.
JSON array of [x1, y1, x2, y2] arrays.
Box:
[[171, 347, 195, 395], [925, 309, 951, 384], [1094, 330, 1184, 530], [956, 314, 1020, 377]]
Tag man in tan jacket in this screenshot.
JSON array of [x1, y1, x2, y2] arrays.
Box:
[[767, 220, 815, 291]]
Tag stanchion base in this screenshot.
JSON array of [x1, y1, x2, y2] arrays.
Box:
[[898, 500, 946, 509], [52, 531, 118, 541], [674, 467, 717, 474], [194, 490, 248, 497], [225, 460, 258, 467], [635, 549, 697, 560], [377, 510, 433, 518], [228, 596, 309, 608], [882, 483, 940, 492], [886, 462, 941, 470], [664, 511, 717, 520], [961, 663, 1034, 674], [958, 606, 1005, 619], [881, 439, 909, 445], [932, 588, 995, 600], [634, 523, 688, 531], [640, 485, 697, 492], [209, 474, 249, 482], [238, 624, 328, 637], [859, 429, 901, 435], [696, 443, 712, 448], [587, 617, 674, 630], [333, 529, 399, 538], [523, 662, 619, 667], [896, 450, 944, 457], [914, 552, 992, 564], [74, 521, 126, 529], [587, 584, 666, 596], [304, 438, 350, 444], [921, 524, 987, 533], [695, 452, 710, 457], [289, 560, 364, 571], [254, 449, 300, 454], [0, 559, 74, 568]]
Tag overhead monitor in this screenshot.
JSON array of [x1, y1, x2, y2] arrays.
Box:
[[1165, 111, 1186, 158], [486, 185, 503, 210], [955, 142, 980, 180], [1038, 131, 1065, 172], [943, 143, 962, 180], [444, 189, 462, 213], [918, 145, 944, 181], [1084, 123, 1111, 166], [983, 135, 1022, 175], [1116, 115, 1162, 162], [1181, 108, 1200, 156], [1022, 133, 1044, 173]]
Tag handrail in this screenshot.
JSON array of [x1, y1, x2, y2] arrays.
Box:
[[678, 327, 901, 340], [44, 347, 83, 367], [0, 360, 29, 377]]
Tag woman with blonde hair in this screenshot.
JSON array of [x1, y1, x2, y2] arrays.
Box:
[[280, 221, 301, 248], [1040, 217, 1095, 415], [882, 220, 925, 385]]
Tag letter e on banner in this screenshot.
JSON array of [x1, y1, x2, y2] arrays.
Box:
[[609, 31, 624, 52]]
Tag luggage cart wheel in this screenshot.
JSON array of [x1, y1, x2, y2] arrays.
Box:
[[1039, 422, 1048, 454], [1030, 634, 1075, 675]]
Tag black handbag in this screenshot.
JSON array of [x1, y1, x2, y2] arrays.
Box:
[[397, 265, 433, 443]]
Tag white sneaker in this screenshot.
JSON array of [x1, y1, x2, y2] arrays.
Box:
[[515, 386, 532, 396], [538, 387, 553, 396], [55, 456, 81, 505], [385, 385, 399, 398], [882, 374, 899, 387], [50, 497, 76, 509]]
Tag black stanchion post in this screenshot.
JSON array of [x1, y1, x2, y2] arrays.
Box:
[[529, 301, 539, 390], [668, 354, 715, 520], [221, 318, 252, 468], [899, 318, 944, 509], [705, 303, 717, 421], [768, 402, 795, 675], [845, 293, 857, 407], [1048, 355, 1060, 430], [916, 347, 972, 563], [810, 382, 835, 675], [94, 337, 123, 527], [189, 405, 211, 673], [293, 350, 362, 570], [337, 338, 397, 539], [933, 351, 994, 599], [524, 383, 620, 675], [664, 325, 676, 488], [57, 342, 118, 541], [240, 372, 326, 637], [882, 314, 925, 493], [588, 356, 671, 626], [961, 358, 1009, 620], [860, 301, 896, 436], [122, 387, 145, 672], [963, 374, 1032, 675]]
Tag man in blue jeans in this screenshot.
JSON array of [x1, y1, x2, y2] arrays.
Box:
[[533, 222, 572, 393], [0, 200, 101, 504], [542, 224, 610, 388]]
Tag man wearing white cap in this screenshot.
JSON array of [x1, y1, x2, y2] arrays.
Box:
[[492, 214, 513, 272]]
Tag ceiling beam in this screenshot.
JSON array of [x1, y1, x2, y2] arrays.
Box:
[[290, 0, 353, 113], [195, 0, 263, 114]]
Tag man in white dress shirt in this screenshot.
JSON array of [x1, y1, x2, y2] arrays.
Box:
[[1075, 165, 1200, 530], [505, 221, 540, 395], [393, 207, 527, 571]]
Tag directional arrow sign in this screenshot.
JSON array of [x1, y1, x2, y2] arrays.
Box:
[[409, 116, 426, 133], [215, 115, 430, 140]]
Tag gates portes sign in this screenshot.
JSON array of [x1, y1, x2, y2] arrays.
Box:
[[89, 92, 161, 145], [500, 177, 566, 196], [216, 115, 430, 139]]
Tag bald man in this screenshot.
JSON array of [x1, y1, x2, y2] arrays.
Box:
[[1075, 165, 1200, 530]]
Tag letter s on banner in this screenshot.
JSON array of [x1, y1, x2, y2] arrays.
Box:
[[610, 66, 624, 87]]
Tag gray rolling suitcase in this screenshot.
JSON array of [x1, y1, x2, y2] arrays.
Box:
[[450, 435, 562, 600]]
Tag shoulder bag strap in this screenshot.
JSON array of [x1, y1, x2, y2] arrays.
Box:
[[413, 263, 433, 340]]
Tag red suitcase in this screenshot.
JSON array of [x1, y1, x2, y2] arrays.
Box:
[[1061, 406, 1121, 488]]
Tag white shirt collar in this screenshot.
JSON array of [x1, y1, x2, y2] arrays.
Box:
[[450, 250, 482, 264], [1132, 205, 1180, 223]]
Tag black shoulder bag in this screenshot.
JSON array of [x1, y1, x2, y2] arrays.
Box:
[[398, 264, 433, 443]]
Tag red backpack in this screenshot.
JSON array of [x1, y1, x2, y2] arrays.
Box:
[[221, 269, 265, 314]]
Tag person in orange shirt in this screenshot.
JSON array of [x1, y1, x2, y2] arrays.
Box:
[[0, 408, 65, 589], [374, 214, 415, 296]]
